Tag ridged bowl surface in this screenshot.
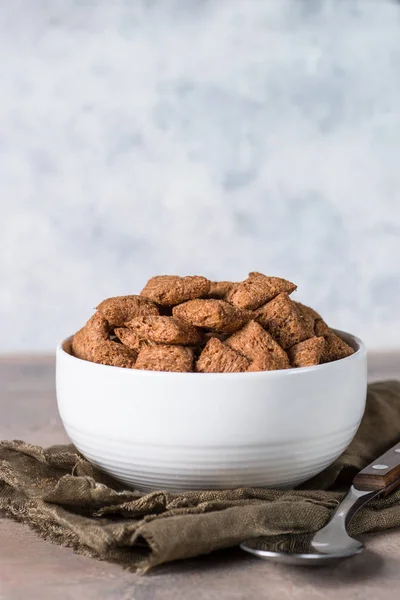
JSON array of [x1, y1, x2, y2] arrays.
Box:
[[56, 331, 367, 492]]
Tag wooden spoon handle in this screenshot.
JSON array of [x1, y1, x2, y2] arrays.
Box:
[[354, 441, 400, 496]]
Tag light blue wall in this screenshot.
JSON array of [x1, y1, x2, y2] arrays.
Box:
[[1, 0, 400, 351]]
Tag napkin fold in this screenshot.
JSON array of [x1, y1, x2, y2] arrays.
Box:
[[1, 380, 400, 572]]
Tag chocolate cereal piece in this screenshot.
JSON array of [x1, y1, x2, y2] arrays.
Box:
[[312, 317, 354, 363], [72, 312, 136, 368], [195, 332, 230, 361], [135, 345, 193, 372], [321, 331, 354, 363], [97, 295, 159, 327], [72, 312, 110, 361], [247, 355, 283, 372], [256, 293, 314, 349], [114, 327, 155, 352], [226, 272, 297, 310], [226, 321, 289, 371], [173, 299, 250, 334], [91, 341, 137, 368], [125, 315, 202, 345], [314, 318, 330, 336], [85, 311, 110, 341], [196, 338, 250, 373], [294, 301, 322, 332], [288, 336, 325, 368], [140, 275, 210, 306], [208, 281, 235, 299]]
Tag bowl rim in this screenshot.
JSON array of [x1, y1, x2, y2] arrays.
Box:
[[57, 329, 366, 379]]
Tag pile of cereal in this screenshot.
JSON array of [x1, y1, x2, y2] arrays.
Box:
[[72, 272, 354, 373]]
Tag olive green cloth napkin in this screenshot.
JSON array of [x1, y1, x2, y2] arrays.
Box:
[[1, 380, 400, 573]]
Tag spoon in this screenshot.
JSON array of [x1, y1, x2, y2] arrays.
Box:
[[241, 440, 400, 565]]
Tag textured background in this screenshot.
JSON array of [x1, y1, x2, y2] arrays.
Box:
[[1, 0, 400, 352]]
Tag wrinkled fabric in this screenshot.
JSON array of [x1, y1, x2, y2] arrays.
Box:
[[1, 380, 400, 572]]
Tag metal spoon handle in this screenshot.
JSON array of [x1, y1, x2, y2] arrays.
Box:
[[312, 440, 400, 553], [353, 440, 400, 496]]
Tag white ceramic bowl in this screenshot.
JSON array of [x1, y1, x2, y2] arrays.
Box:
[[56, 331, 367, 492]]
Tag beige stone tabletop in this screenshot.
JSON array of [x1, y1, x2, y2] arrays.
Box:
[[1, 353, 399, 600]]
